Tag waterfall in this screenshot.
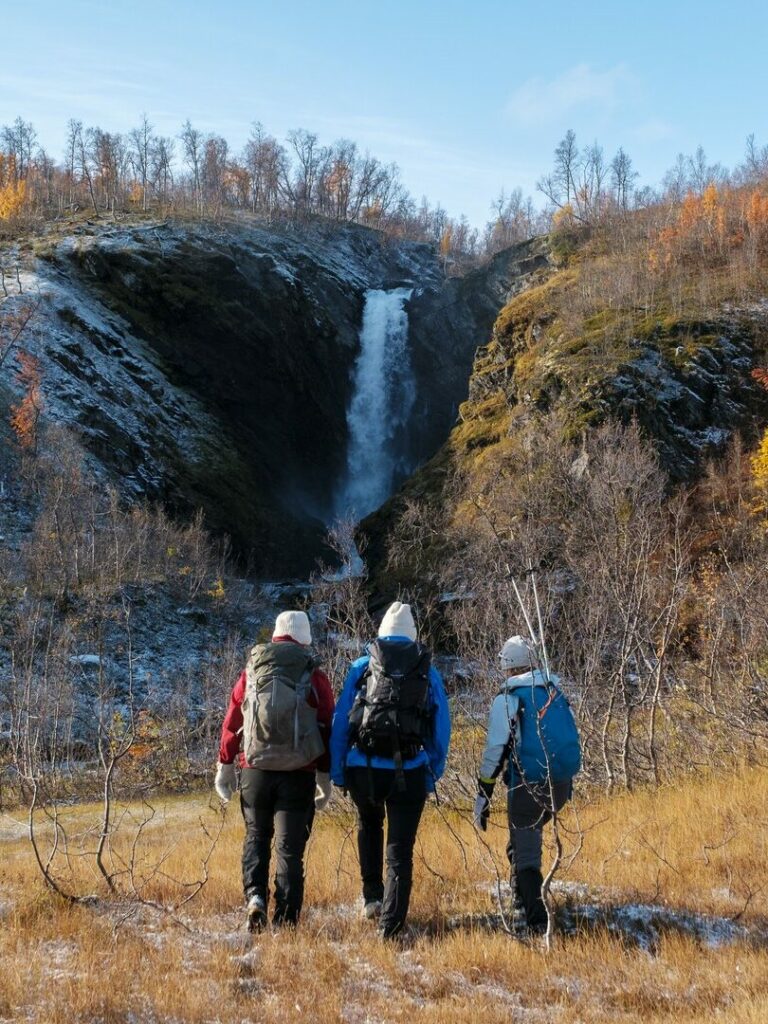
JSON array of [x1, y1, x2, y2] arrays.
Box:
[[335, 287, 415, 521]]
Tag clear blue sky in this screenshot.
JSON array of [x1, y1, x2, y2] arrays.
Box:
[[2, 0, 767, 227]]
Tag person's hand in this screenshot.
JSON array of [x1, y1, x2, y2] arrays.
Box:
[[315, 772, 332, 811], [215, 762, 237, 802], [473, 792, 490, 831], [473, 779, 495, 831]]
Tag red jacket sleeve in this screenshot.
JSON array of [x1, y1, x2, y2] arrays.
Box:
[[310, 667, 335, 772], [218, 670, 246, 764]]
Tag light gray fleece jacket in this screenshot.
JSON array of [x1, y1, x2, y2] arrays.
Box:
[[478, 669, 557, 783]]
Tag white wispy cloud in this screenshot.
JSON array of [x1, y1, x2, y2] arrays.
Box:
[[630, 118, 675, 143], [505, 64, 637, 125]]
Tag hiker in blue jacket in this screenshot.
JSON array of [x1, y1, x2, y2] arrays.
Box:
[[331, 601, 451, 939], [473, 635, 580, 934]]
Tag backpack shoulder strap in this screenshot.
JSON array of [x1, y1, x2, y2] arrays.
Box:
[[296, 656, 316, 696], [537, 680, 562, 720], [499, 690, 522, 748], [352, 655, 373, 692]]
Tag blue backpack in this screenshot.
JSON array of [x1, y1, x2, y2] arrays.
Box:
[[510, 680, 581, 784]]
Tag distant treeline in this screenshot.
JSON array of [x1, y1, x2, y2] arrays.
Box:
[[1, 115, 768, 266], [0, 114, 543, 265]]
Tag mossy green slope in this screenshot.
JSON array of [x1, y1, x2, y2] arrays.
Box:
[[361, 238, 768, 583]]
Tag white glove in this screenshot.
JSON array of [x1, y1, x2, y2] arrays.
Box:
[[473, 792, 490, 831], [315, 772, 332, 811], [215, 762, 237, 802]]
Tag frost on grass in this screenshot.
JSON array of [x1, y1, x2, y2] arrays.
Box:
[[553, 881, 761, 950], [564, 900, 753, 950]]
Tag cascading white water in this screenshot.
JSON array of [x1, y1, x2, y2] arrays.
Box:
[[335, 287, 415, 521]]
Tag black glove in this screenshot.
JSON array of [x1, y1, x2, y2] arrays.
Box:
[[473, 778, 495, 831]]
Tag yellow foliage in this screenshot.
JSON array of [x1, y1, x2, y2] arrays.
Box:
[[701, 182, 719, 224], [751, 427, 768, 504], [678, 191, 700, 233], [747, 190, 768, 225], [206, 576, 226, 600], [552, 203, 575, 228], [0, 178, 26, 220], [650, 182, 768, 267]]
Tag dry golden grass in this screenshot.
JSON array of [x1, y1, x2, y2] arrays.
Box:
[[1, 768, 766, 1023]]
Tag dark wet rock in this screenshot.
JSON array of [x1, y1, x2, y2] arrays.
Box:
[[2, 220, 547, 575]]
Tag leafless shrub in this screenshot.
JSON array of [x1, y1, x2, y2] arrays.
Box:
[[10, 427, 228, 604], [6, 587, 225, 907], [409, 416, 768, 796], [310, 518, 374, 688]]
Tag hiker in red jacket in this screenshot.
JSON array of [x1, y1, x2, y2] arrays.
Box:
[[214, 610, 335, 932]]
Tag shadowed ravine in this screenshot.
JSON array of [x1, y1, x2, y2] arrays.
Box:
[[3, 221, 549, 574]]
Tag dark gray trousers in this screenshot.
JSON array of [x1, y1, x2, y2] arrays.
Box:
[[506, 777, 572, 873]]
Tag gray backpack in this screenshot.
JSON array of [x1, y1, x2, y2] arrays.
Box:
[[242, 642, 325, 770]]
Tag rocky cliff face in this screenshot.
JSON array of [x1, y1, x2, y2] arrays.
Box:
[[403, 236, 550, 467], [475, 275, 768, 478], [359, 247, 768, 588], [1, 220, 546, 574]]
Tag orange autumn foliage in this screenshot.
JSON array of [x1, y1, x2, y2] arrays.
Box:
[[649, 183, 768, 271], [10, 350, 43, 451], [0, 153, 27, 219], [745, 190, 768, 251], [701, 183, 719, 224]]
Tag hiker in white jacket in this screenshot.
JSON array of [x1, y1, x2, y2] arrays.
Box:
[[473, 635, 579, 933]]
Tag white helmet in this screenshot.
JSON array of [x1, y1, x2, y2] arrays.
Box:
[[498, 635, 534, 671]]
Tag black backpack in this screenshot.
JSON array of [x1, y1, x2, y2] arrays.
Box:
[[348, 639, 433, 774]]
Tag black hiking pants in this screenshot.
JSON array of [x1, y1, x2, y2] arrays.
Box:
[[347, 765, 427, 938], [240, 767, 315, 925]]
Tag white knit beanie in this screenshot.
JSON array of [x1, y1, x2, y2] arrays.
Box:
[[273, 610, 312, 646], [499, 635, 534, 671], [378, 601, 417, 641]]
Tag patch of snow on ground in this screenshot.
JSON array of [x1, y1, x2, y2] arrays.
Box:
[[37, 938, 78, 982], [69, 654, 103, 667], [574, 901, 751, 950], [0, 815, 28, 842], [552, 880, 759, 949]]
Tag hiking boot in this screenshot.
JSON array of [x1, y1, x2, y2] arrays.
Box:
[[246, 894, 267, 933], [378, 922, 411, 944], [511, 875, 525, 911], [510, 874, 526, 924], [361, 899, 383, 921], [516, 868, 548, 934]]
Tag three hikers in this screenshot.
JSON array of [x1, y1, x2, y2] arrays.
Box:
[[330, 601, 451, 938], [214, 607, 578, 939], [215, 610, 334, 931], [473, 634, 581, 933]]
